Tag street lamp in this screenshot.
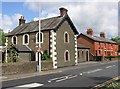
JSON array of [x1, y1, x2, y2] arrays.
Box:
[[38, 4, 41, 72], [5, 37, 8, 63]]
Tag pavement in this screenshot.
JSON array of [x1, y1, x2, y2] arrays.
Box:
[[1, 60, 117, 82]]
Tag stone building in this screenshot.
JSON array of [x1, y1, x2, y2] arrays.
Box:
[[6, 7, 79, 68]]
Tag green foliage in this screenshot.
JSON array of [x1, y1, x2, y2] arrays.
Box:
[[7, 44, 19, 63], [0, 29, 7, 45], [111, 37, 120, 42], [111, 36, 120, 52], [42, 52, 51, 61], [103, 82, 120, 89], [104, 56, 120, 61]]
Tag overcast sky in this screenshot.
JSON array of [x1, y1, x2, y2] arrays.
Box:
[[1, 0, 119, 38]]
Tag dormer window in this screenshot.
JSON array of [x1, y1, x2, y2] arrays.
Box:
[[12, 36, 17, 45], [36, 32, 43, 44], [64, 32, 69, 43], [23, 34, 29, 45]]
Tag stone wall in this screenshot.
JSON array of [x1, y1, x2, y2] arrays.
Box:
[[2, 61, 53, 75], [56, 21, 76, 68]]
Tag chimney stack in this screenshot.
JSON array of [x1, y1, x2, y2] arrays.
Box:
[[87, 28, 93, 36], [59, 7, 68, 17], [100, 32, 105, 38], [19, 16, 25, 26]]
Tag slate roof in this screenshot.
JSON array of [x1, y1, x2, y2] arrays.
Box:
[[77, 43, 90, 49], [78, 33, 117, 44], [14, 45, 32, 52], [7, 15, 78, 36]]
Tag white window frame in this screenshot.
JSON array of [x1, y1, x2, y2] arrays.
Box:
[[64, 50, 70, 62], [23, 34, 29, 45], [36, 32, 43, 44], [12, 36, 17, 45], [64, 32, 69, 43]]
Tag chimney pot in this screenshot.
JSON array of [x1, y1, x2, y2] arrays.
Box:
[[87, 28, 93, 36], [100, 32, 105, 38], [59, 7, 68, 17], [19, 16, 25, 26]]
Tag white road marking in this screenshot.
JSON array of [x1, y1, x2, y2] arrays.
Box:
[[56, 75, 78, 82], [86, 69, 102, 74], [83, 72, 86, 74], [48, 75, 78, 83], [106, 65, 116, 69], [16, 83, 44, 88], [55, 76, 68, 82], [68, 75, 78, 79], [80, 73, 83, 76], [48, 75, 72, 83]]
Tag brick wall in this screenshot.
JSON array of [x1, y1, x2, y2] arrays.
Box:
[[77, 35, 118, 57], [77, 35, 95, 55], [94, 42, 118, 56]]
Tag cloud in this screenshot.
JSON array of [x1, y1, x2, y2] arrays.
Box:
[[67, 2, 118, 38], [24, 1, 118, 38], [1, 13, 23, 32]]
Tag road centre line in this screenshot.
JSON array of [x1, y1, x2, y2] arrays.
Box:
[[86, 69, 103, 74], [106, 65, 116, 68]]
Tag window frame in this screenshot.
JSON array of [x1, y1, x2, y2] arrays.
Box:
[[12, 36, 17, 45], [23, 34, 29, 45], [64, 50, 70, 62], [36, 32, 43, 44], [64, 32, 69, 43]]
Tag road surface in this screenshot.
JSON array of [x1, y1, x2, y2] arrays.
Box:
[[2, 60, 119, 89]]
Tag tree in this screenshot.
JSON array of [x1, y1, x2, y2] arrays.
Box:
[[111, 36, 120, 52], [0, 29, 7, 45]]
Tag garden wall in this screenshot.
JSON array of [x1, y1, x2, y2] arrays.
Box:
[[2, 61, 53, 75]]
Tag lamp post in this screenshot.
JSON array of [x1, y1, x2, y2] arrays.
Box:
[[5, 37, 8, 63], [38, 4, 41, 72]]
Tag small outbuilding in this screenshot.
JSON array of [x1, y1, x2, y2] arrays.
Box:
[[77, 44, 90, 63]]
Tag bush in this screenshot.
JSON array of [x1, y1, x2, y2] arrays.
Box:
[[103, 82, 120, 89], [42, 52, 51, 61], [7, 44, 19, 63]]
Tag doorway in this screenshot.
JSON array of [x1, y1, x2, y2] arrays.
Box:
[[86, 51, 89, 61]]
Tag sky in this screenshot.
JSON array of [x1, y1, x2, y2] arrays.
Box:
[[0, 0, 119, 38]]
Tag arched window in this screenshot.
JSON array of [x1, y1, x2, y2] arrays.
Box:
[[64, 32, 69, 43], [36, 32, 43, 43], [12, 36, 17, 45], [64, 50, 70, 62], [23, 34, 29, 45]]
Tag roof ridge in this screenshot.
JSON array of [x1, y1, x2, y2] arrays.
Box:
[[18, 16, 60, 25], [81, 33, 116, 43]]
